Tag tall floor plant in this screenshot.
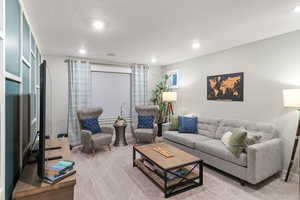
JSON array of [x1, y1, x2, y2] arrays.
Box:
[[151, 74, 170, 124]]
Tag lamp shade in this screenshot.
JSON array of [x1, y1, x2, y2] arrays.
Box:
[[283, 89, 300, 108], [162, 92, 177, 102]]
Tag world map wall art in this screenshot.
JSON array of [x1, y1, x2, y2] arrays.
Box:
[[207, 72, 244, 101]]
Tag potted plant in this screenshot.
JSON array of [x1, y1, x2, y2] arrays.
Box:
[[114, 103, 127, 127], [151, 74, 170, 136]]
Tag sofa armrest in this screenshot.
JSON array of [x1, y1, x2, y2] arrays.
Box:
[[101, 126, 114, 135], [162, 123, 170, 136], [246, 138, 283, 184], [82, 129, 92, 136], [81, 129, 92, 144], [131, 122, 138, 138]]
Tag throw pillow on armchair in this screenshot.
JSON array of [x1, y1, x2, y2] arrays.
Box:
[[138, 115, 154, 129], [81, 117, 102, 134]]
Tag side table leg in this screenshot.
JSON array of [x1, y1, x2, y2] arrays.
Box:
[[123, 128, 128, 146], [114, 130, 120, 146]]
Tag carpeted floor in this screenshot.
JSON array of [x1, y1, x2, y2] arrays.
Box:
[[72, 137, 299, 200]]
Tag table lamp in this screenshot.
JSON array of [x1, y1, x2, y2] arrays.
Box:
[[162, 92, 177, 122], [283, 89, 300, 182]]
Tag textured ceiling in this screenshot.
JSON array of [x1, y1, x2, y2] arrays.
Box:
[[23, 0, 300, 65]]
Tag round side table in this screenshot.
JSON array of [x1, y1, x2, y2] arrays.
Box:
[[113, 124, 128, 146]]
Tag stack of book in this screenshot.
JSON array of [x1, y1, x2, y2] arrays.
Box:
[[143, 159, 189, 181], [44, 160, 76, 184]]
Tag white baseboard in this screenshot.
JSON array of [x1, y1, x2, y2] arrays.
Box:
[[281, 170, 300, 184]]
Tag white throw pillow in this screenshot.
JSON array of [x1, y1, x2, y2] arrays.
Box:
[[221, 131, 233, 147]]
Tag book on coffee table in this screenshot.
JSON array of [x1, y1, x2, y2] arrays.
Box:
[[152, 147, 174, 158]]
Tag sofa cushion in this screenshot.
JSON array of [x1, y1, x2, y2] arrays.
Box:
[[178, 116, 198, 133], [134, 129, 154, 141], [197, 118, 220, 138], [91, 133, 112, 146], [135, 128, 153, 135], [163, 131, 211, 149], [216, 119, 277, 141], [195, 139, 247, 167]]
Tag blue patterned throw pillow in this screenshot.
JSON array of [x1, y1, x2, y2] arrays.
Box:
[[178, 116, 198, 134], [81, 117, 101, 134], [138, 115, 154, 129]]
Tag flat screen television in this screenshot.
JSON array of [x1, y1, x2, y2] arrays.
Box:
[[34, 60, 62, 180], [36, 60, 47, 179]]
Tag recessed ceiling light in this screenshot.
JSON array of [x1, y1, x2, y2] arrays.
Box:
[[151, 57, 157, 63], [93, 20, 105, 30], [294, 5, 300, 13], [79, 48, 86, 55], [192, 41, 200, 49]]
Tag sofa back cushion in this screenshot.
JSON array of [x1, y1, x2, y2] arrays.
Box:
[[197, 118, 220, 138], [216, 119, 278, 141], [178, 116, 198, 133]]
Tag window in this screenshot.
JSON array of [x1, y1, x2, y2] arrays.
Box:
[[91, 66, 131, 120]]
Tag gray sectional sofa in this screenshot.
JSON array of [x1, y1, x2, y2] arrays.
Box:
[[162, 118, 283, 185]]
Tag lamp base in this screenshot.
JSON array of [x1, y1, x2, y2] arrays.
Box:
[[165, 102, 174, 122], [285, 112, 300, 182]]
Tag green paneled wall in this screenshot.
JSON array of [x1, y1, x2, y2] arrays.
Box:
[[22, 14, 30, 62], [5, 0, 42, 199], [31, 55, 36, 121], [5, 0, 20, 76], [22, 64, 30, 152], [22, 63, 30, 94], [36, 49, 41, 84], [5, 80, 20, 200], [30, 34, 35, 53]]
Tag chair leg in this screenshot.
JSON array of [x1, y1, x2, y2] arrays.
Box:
[[108, 144, 111, 151]]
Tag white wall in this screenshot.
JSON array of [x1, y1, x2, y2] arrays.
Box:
[[44, 55, 163, 136], [163, 30, 300, 173], [45, 56, 69, 137]]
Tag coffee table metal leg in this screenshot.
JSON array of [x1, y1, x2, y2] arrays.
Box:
[[199, 161, 203, 186], [164, 171, 168, 198], [133, 148, 136, 167]]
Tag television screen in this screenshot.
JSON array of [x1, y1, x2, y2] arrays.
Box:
[[37, 60, 46, 179]]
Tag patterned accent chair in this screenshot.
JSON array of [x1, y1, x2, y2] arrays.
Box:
[[131, 105, 159, 143], [77, 107, 113, 154]]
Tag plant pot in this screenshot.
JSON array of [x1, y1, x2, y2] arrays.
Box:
[[157, 123, 163, 137]]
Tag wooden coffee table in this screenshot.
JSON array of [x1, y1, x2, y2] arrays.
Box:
[[133, 143, 203, 198]]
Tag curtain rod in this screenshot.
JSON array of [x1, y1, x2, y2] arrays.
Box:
[[64, 57, 149, 67], [64, 56, 130, 67]]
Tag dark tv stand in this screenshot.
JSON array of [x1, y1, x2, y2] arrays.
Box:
[[28, 146, 63, 164], [13, 138, 76, 199], [45, 146, 63, 160], [46, 146, 62, 151], [46, 156, 63, 161]]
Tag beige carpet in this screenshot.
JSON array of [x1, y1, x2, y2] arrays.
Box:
[[72, 138, 299, 200]]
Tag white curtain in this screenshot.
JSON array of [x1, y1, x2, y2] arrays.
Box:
[[67, 59, 91, 146], [131, 64, 149, 120]]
